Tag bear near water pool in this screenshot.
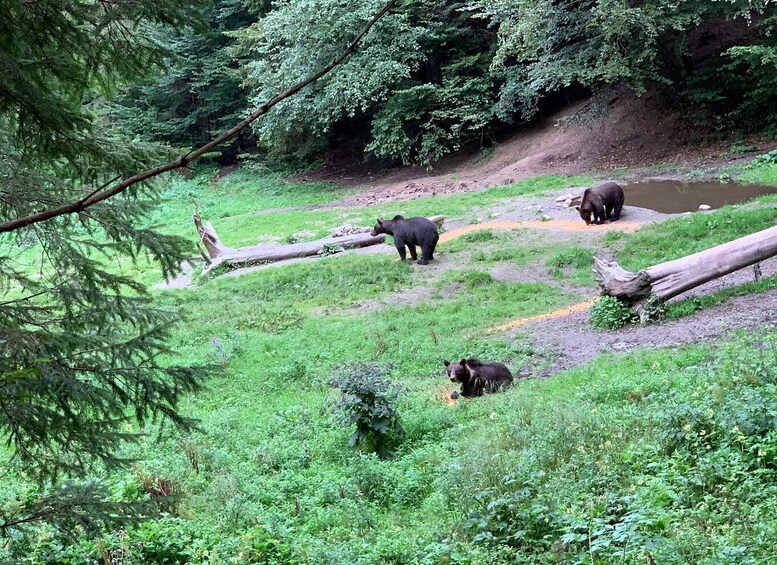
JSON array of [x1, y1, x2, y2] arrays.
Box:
[[444, 358, 514, 399], [576, 181, 625, 225], [371, 215, 439, 265]]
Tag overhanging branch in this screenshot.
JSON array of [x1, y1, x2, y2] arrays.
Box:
[[0, 0, 399, 235]]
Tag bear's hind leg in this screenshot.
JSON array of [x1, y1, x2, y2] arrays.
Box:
[[419, 240, 436, 265], [612, 202, 623, 221]]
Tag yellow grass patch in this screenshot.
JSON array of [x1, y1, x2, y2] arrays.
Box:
[[491, 297, 598, 332]]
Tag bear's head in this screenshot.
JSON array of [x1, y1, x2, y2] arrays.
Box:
[[575, 205, 592, 225], [371, 218, 389, 237], [443, 359, 469, 383]]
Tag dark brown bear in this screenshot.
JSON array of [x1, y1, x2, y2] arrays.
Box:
[[576, 182, 625, 225], [443, 358, 514, 399], [371, 215, 439, 265]]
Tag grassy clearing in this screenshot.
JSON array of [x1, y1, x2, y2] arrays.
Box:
[[149, 173, 591, 249], [7, 169, 777, 563], [443, 230, 598, 288], [22, 330, 777, 563]]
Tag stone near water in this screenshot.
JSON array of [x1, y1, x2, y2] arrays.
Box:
[[698, 204, 712, 211]]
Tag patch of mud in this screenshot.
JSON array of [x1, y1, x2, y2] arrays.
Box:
[[522, 291, 776, 375], [495, 256, 777, 374]]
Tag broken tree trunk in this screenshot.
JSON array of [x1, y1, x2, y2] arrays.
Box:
[[594, 225, 777, 318], [193, 210, 445, 273]]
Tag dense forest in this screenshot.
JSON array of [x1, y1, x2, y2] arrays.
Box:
[[2, 0, 777, 563], [120, 0, 777, 164]]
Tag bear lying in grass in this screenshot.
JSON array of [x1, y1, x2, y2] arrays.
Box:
[[576, 181, 624, 225], [444, 358, 514, 399], [371, 215, 439, 265]]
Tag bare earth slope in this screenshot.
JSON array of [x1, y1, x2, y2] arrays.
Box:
[[309, 91, 775, 206]]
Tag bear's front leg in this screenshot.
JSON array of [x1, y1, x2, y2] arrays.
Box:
[[394, 237, 407, 261], [407, 245, 418, 261]]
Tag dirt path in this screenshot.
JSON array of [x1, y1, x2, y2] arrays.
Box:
[[494, 256, 777, 375], [519, 291, 777, 375]]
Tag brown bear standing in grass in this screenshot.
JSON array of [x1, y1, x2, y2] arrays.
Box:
[[371, 215, 439, 265], [444, 358, 514, 399], [576, 182, 625, 225]]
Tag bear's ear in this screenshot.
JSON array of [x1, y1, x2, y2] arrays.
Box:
[[377, 218, 383, 225], [460, 358, 467, 366], [443, 360, 450, 367]]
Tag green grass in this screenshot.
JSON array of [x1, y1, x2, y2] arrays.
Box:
[[7, 167, 777, 563], [606, 204, 777, 271], [444, 231, 598, 288], [20, 329, 777, 563], [729, 152, 777, 186], [150, 169, 353, 235], [545, 247, 597, 287], [149, 173, 591, 249], [666, 275, 777, 319]]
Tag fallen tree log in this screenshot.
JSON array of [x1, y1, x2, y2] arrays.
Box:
[[193, 210, 445, 272], [594, 225, 777, 319]]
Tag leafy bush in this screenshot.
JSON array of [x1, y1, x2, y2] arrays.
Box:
[[13, 517, 298, 564], [746, 149, 777, 168], [590, 296, 638, 331], [332, 364, 404, 458]]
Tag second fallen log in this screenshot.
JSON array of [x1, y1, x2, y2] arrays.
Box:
[[594, 225, 777, 317]]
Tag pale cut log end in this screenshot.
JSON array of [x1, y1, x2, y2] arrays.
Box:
[[428, 215, 445, 228], [593, 256, 652, 303]]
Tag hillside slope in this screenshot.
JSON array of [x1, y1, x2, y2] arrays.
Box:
[[307, 91, 776, 206]]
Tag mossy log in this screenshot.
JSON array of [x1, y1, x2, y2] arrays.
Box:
[[594, 225, 777, 317]]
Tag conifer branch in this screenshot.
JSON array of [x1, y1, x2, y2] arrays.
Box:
[[0, 0, 399, 235]]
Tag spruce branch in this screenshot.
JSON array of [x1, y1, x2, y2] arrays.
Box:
[[0, 0, 400, 235]]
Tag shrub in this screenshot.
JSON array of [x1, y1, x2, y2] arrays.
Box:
[[590, 296, 638, 331], [332, 364, 404, 458]]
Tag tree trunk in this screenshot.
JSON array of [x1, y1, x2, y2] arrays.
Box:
[[594, 225, 777, 318], [193, 211, 445, 273]]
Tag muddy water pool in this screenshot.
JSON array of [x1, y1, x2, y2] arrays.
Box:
[[624, 180, 777, 213]]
